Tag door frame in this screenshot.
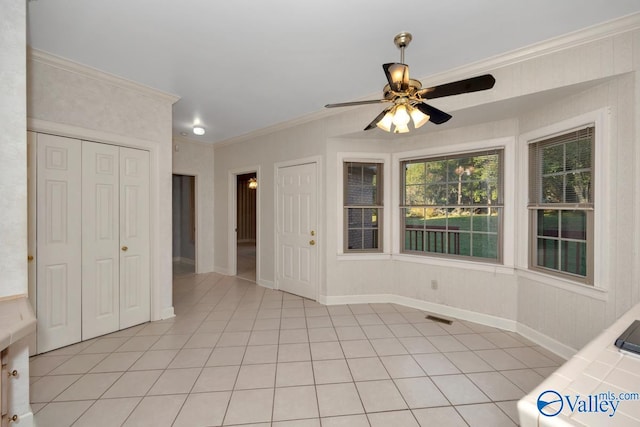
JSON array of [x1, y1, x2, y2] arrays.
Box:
[[172, 172, 198, 273], [227, 166, 261, 280], [274, 155, 323, 301]]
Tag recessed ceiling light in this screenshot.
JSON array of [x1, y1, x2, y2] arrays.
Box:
[[193, 126, 205, 136]]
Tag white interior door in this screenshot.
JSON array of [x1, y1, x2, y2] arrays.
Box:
[[36, 133, 82, 353], [27, 132, 37, 319], [82, 141, 120, 340], [276, 162, 318, 300], [119, 147, 151, 329]]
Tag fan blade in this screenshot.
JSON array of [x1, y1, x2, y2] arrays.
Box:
[[364, 107, 392, 131], [383, 63, 409, 92], [325, 99, 389, 108], [415, 103, 452, 125], [419, 74, 495, 100]]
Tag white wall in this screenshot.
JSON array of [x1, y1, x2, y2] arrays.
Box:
[[0, 0, 27, 298], [172, 137, 215, 273], [212, 17, 640, 356], [27, 50, 178, 320]]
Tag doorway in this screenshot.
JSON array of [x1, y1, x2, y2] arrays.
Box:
[[172, 174, 196, 276], [236, 172, 257, 281]]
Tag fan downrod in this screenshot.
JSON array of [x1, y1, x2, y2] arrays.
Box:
[[393, 32, 412, 63]]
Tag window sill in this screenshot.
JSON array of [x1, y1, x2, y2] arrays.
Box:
[[336, 253, 392, 261], [391, 253, 515, 275], [516, 268, 608, 301]]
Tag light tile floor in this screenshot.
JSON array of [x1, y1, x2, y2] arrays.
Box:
[[30, 273, 565, 426]]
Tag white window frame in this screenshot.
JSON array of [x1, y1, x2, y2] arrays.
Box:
[[392, 137, 516, 274], [517, 108, 610, 297], [337, 152, 391, 259]]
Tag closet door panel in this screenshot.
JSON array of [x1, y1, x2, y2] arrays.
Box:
[[119, 147, 150, 329], [36, 134, 82, 353], [82, 141, 120, 340]]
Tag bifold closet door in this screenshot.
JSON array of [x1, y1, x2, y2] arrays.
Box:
[[82, 141, 120, 340], [119, 147, 150, 329], [82, 143, 151, 336], [36, 134, 82, 353]]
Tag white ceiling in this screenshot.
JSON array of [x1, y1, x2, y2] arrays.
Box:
[[27, 0, 640, 144]]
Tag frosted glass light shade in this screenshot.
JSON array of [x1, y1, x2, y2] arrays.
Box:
[[410, 107, 430, 128]]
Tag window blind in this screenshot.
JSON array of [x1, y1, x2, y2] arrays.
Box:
[[528, 126, 594, 209]]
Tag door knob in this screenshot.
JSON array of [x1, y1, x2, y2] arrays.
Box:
[[28, 255, 34, 261], [121, 246, 128, 252], [309, 240, 316, 246]]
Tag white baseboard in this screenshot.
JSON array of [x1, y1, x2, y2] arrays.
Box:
[[257, 279, 274, 289], [18, 411, 34, 427], [213, 266, 229, 275], [517, 322, 576, 360], [320, 293, 517, 332], [160, 306, 175, 320], [173, 257, 195, 266]]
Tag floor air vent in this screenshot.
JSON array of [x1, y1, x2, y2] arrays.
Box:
[[426, 314, 453, 325]]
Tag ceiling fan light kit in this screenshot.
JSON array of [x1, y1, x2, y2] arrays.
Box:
[[325, 32, 496, 134]]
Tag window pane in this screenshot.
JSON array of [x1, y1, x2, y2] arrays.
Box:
[[565, 139, 591, 172], [347, 208, 363, 227], [561, 211, 586, 240], [405, 162, 425, 185], [345, 163, 379, 205], [472, 233, 498, 259], [542, 144, 564, 174], [447, 208, 471, 232], [560, 240, 587, 276], [348, 229, 363, 250], [537, 210, 559, 237], [535, 209, 587, 278], [542, 175, 563, 203], [365, 208, 379, 229], [455, 232, 470, 256], [472, 209, 499, 233], [425, 160, 447, 183], [537, 238, 559, 270], [347, 164, 363, 185], [405, 184, 426, 205], [425, 184, 448, 205], [566, 172, 591, 203], [473, 180, 498, 204], [362, 229, 379, 250]]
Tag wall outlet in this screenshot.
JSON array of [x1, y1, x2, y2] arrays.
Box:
[[431, 279, 438, 290]]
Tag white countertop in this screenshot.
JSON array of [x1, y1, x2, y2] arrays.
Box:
[[0, 296, 36, 351], [518, 302, 640, 426]]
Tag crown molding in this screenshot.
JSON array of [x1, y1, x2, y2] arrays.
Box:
[[416, 12, 640, 87], [172, 134, 216, 148], [214, 12, 640, 147], [28, 47, 180, 104]]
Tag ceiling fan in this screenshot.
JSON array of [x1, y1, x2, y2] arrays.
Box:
[[325, 32, 496, 133]]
